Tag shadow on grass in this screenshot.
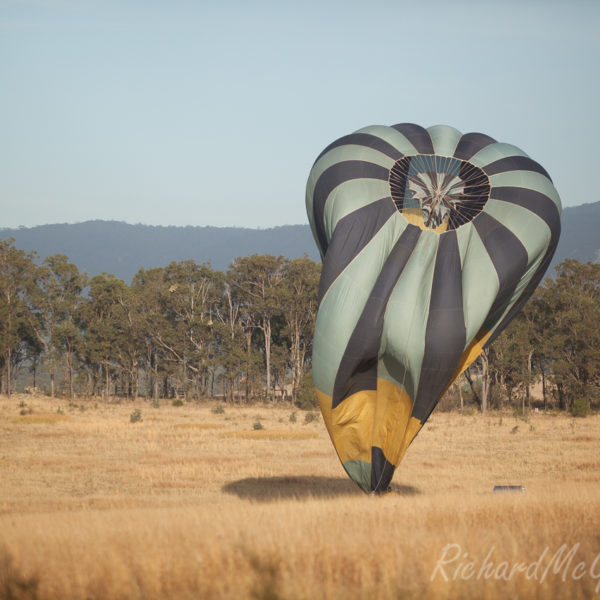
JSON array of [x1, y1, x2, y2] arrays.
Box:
[[222, 475, 420, 501]]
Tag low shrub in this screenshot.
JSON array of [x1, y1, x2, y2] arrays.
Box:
[[130, 408, 143, 423], [304, 412, 319, 425], [296, 371, 318, 410], [571, 398, 590, 418]]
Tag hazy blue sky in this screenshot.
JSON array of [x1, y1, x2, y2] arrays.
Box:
[[2, 0, 599, 229]]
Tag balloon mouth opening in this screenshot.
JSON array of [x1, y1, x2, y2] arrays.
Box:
[[389, 155, 490, 231]]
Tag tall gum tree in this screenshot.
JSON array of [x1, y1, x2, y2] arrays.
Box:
[[0, 239, 37, 396], [28, 254, 83, 397], [229, 255, 285, 400], [280, 257, 321, 402]]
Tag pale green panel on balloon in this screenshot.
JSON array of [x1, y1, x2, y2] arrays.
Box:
[[324, 179, 392, 242], [484, 199, 552, 264], [456, 224, 500, 343], [343, 460, 371, 492], [305, 145, 393, 234], [427, 125, 462, 157], [378, 229, 438, 400], [469, 143, 530, 167], [355, 125, 419, 156], [312, 217, 404, 395], [455, 222, 473, 269], [489, 171, 561, 210], [307, 145, 395, 198]]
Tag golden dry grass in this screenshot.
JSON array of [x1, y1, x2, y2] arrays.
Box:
[[223, 430, 318, 440], [1, 394, 600, 599], [9, 412, 70, 425]]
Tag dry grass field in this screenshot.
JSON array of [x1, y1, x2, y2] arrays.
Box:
[[1, 394, 600, 600]]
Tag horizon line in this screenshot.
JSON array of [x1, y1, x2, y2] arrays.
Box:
[[0, 219, 312, 231]]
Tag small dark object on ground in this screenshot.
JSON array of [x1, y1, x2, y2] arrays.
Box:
[[493, 485, 526, 493]]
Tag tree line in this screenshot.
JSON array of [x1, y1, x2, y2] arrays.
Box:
[[1, 238, 598, 413], [0, 238, 320, 404]]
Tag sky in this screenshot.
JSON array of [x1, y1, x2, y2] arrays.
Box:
[[1, 0, 599, 229]]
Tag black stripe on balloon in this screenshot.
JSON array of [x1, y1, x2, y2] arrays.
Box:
[[453, 132, 497, 161], [371, 446, 395, 493], [412, 231, 466, 423], [312, 161, 390, 256], [490, 187, 560, 235], [318, 197, 396, 304], [331, 225, 422, 409], [484, 234, 559, 349], [391, 123, 434, 154], [473, 212, 529, 328], [482, 187, 561, 347], [483, 156, 552, 181], [313, 133, 405, 165]]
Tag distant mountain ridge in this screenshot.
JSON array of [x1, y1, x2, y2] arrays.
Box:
[[554, 201, 600, 267], [1, 201, 598, 282], [1, 220, 320, 281]]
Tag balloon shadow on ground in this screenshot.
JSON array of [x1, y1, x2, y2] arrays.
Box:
[[222, 476, 421, 501]]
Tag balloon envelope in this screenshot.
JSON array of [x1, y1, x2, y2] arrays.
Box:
[[306, 123, 561, 492]]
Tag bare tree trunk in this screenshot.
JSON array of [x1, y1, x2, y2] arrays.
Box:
[[6, 348, 12, 397], [134, 364, 138, 400], [556, 383, 566, 411], [64, 351, 74, 399], [245, 330, 251, 402], [542, 369, 547, 411], [263, 317, 272, 402], [291, 323, 298, 404], [480, 350, 489, 413], [104, 363, 110, 401], [464, 368, 481, 409], [526, 350, 533, 412], [153, 356, 159, 400], [291, 319, 302, 404]]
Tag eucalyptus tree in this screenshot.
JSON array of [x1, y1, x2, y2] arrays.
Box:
[[279, 257, 321, 402], [28, 254, 84, 397], [228, 254, 286, 399], [0, 239, 38, 396], [539, 260, 600, 410], [78, 274, 130, 399], [159, 260, 221, 398], [131, 266, 169, 399], [220, 270, 260, 401]]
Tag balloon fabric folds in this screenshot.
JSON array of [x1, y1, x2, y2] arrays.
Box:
[[306, 123, 561, 493]]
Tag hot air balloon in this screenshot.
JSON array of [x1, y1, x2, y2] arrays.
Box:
[[306, 123, 561, 493]]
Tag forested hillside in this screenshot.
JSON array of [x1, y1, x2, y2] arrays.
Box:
[[1, 200, 597, 282], [554, 200, 600, 266], [0, 221, 319, 281]]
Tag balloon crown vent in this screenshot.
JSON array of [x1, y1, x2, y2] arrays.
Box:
[[389, 154, 490, 231]]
